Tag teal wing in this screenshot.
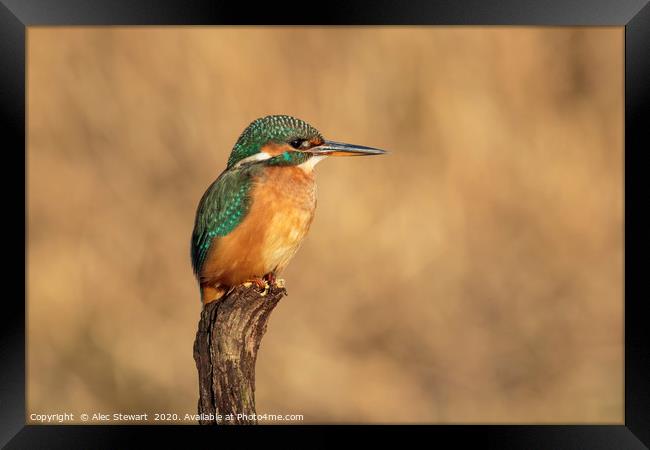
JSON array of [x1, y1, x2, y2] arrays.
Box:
[[191, 167, 255, 277]]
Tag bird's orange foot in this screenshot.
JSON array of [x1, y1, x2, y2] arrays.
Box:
[[263, 272, 285, 289], [243, 277, 270, 296]]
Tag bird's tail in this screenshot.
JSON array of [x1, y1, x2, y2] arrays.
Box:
[[200, 284, 227, 305]]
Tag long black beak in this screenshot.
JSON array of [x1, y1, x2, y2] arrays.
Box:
[[306, 140, 387, 156]]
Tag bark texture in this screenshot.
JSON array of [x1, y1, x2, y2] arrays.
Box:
[[193, 283, 286, 425]]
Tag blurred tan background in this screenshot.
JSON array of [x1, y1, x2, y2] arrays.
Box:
[[27, 27, 623, 424]]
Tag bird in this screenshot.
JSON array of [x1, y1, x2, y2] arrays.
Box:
[[191, 115, 386, 304]]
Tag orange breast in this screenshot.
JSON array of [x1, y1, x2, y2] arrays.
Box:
[[200, 166, 316, 289]]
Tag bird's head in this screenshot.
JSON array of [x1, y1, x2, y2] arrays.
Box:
[[226, 115, 385, 171]]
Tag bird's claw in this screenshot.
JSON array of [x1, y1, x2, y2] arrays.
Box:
[[259, 279, 270, 296], [263, 272, 285, 289], [243, 276, 282, 296], [244, 278, 269, 296]]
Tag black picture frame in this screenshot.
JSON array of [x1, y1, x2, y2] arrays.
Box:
[[2, 1, 648, 448]]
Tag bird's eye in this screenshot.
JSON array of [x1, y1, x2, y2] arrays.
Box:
[[290, 139, 304, 149], [290, 139, 311, 150]]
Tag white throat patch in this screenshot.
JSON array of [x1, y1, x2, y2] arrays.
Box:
[[298, 155, 327, 173]]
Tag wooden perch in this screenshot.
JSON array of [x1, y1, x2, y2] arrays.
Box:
[[193, 283, 286, 425]]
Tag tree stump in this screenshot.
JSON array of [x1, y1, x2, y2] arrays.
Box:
[[193, 283, 286, 425]]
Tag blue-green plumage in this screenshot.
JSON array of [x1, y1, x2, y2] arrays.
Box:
[[190, 151, 316, 277], [191, 114, 386, 304], [191, 167, 255, 276], [227, 115, 322, 168], [191, 115, 322, 277]]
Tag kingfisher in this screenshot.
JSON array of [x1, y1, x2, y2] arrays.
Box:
[[191, 115, 386, 304]]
